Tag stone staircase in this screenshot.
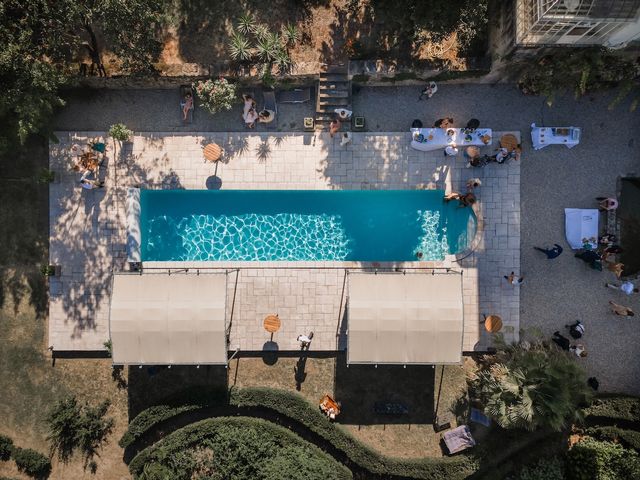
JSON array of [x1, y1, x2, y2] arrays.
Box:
[[315, 64, 352, 130]]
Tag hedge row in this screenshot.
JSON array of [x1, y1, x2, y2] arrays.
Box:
[[122, 386, 477, 480], [128, 416, 352, 480], [582, 395, 640, 422], [585, 426, 640, 451], [0, 434, 51, 479]]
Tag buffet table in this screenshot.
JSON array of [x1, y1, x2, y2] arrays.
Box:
[[410, 128, 492, 152], [531, 123, 580, 150]]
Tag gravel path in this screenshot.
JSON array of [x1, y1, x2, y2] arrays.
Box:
[[55, 84, 640, 394]]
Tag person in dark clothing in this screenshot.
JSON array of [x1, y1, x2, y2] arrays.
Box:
[[565, 320, 585, 339], [534, 244, 563, 259], [588, 377, 600, 391], [552, 331, 571, 350], [575, 249, 603, 270]]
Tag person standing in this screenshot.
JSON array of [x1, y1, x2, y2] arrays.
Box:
[[297, 332, 314, 349], [606, 281, 638, 295], [609, 301, 635, 317], [504, 272, 524, 286], [534, 244, 563, 259], [466, 178, 482, 191], [605, 261, 625, 279], [444, 145, 458, 156], [329, 118, 341, 138]]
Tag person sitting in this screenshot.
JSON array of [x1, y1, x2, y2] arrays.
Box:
[[243, 107, 259, 128], [444, 192, 475, 208], [552, 331, 570, 350], [575, 249, 602, 270], [570, 344, 587, 358], [495, 147, 509, 164], [181, 92, 193, 121], [329, 117, 341, 138], [565, 320, 585, 339], [334, 108, 352, 120]]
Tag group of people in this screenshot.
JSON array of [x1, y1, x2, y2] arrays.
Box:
[[242, 94, 275, 129], [552, 320, 587, 358], [71, 139, 106, 190]]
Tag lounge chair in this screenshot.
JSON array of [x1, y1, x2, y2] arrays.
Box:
[[262, 90, 277, 116], [279, 88, 311, 103]]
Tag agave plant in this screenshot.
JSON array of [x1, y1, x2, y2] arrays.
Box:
[[236, 12, 255, 35], [255, 36, 277, 62], [252, 23, 270, 41], [281, 23, 300, 47], [274, 48, 293, 74], [228, 31, 252, 61]]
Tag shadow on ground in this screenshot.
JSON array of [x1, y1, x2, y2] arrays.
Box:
[[334, 353, 435, 425]]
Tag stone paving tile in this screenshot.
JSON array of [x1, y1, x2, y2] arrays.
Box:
[[49, 131, 520, 354]]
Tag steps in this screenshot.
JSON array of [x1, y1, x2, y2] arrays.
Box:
[[315, 64, 352, 130]]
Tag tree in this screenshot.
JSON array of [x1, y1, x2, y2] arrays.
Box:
[[46, 396, 114, 469], [470, 337, 592, 431]]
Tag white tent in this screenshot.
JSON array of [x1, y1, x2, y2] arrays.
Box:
[[109, 273, 227, 365], [347, 272, 464, 365]]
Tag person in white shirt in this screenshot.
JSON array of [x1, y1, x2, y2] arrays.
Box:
[[444, 145, 458, 156], [569, 344, 587, 358], [297, 332, 314, 349], [606, 281, 638, 295]]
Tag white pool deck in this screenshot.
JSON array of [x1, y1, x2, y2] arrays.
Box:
[[48, 131, 520, 354]]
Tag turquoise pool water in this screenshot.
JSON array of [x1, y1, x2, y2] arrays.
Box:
[[140, 190, 476, 262]]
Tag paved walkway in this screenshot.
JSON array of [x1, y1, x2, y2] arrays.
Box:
[[49, 131, 520, 353]]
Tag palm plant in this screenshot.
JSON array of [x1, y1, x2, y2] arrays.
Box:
[[228, 31, 252, 62], [274, 48, 293, 74], [281, 23, 300, 47], [470, 338, 592, 432], [236, 12, 256, 35]]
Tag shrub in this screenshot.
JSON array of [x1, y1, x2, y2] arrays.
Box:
[[585, 426, 640, 451], [193, 78, 238, 115], [122, 387, 476, 480], [12, 447, 51, 479], [0, 434, 13, 461], [582, 396, 640, 422], [514, 456, 564, 480], [129, 417, 352, 480], [566, 438, 640, 480], [108, 123, 133, 142], [47, 396, 114, 467]]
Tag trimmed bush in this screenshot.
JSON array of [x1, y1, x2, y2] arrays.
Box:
[[0, 434, 13, 461], [566, 437, 640, 480], [129, 417, 352, 480], [585, 426, 640, 451], [582, 395, 640, 423], [513, 456, 564, 480], [12, 447, 51, 479], [122, 387, 476, 480]]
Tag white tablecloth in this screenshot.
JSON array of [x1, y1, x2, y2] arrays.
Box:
[[531, 123, 580, 150], [410, 128, 492, 152]]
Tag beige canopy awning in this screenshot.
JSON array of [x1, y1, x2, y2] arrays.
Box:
[[109, 273, 227, 365], [347, 272, 463, 365]]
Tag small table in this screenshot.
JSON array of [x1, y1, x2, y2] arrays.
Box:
[[484, 315, 503, 333], [499, 134, 518, 152], [203, 143, 223, 162], [263, 314, 281, 334]]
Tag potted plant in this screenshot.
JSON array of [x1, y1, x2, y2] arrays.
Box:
[[41, 264, 61, 277], [108, 123, 133, 161], [193, 78, 238, 115]]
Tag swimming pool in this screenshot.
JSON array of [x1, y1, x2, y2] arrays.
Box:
[[139, 190, 476, 262]]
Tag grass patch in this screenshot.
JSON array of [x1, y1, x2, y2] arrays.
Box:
[[351, 74, 369, 83]]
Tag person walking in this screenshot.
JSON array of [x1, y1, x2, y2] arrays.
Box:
[[534, 244, 563, 259], [609, 301, 635, 317], [466, 178, 482, 191], [552, 331, 570, 350], [297, 332, 314, 349], [605, 261, 624, 279], [565, 320, 585, 339], [504, 272, 523, 286], [606, 281, 638, 295]]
